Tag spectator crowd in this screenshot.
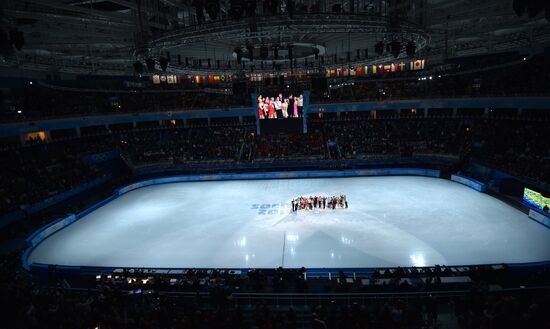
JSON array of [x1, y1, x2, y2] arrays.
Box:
[[1, 113, 548, 217], [1, 251, 549, 329]]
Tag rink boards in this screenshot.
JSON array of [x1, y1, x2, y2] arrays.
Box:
[[23, 168, 550, 269]]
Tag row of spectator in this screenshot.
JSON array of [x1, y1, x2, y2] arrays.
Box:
[[1, 251, 549, 329], [1, 115, 548, 216]]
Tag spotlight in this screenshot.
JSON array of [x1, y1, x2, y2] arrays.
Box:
[[375, 41, 385, 55], [245, 0, 257, 17], [229, 0, 245, 20], [145, 57, 155, 71], [159, 57, 168, 71], [260, 46, 269, 60], [205, 0, 220, 20], [246, 44, 254, 61], [194, 0, 205, 24], [133, 61, 143, 74], [286, 0, 295, 18], [513, 0, 544, 17], [0, 29, 12, 54], [527, 0, 543, 17], [406, 41, 416, 58], [264, 0, 278, 15], [234, 47, 243, 64], [9, 29, 24, 51], [390, 40, 401, 58], [288, 45, 293, 61]]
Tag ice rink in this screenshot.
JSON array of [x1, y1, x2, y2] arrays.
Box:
[[28, 176, 550, 269]]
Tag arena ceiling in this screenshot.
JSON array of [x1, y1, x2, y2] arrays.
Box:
[[0, 0, 549, 75]]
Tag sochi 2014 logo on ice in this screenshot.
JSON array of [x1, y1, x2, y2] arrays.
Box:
[[251, 203, 291, 215]]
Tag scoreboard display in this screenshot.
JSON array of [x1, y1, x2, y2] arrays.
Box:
[[523, 188, 549, 211], [255, 91, 306, 134]]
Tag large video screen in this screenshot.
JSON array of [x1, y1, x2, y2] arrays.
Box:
[[257, 93, 304, 119], [523, 188, 549, 211]]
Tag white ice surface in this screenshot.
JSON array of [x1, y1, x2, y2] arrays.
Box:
[[28, 176, 550, 268]]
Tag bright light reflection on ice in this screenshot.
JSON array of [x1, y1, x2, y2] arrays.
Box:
[[286, 234, 299, 242], [234, 236, 246, 247], [410, 254, 426, 267]]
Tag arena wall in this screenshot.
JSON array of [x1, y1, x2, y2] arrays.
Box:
[[528, 209, 550, 228], [451, 174, 487, 192], [131, 155, 457, 176], [466, 162, 548, 193], [116, 168, 441, 195]]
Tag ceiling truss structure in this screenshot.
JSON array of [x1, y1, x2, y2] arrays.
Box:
[[0, 0, 548, 75]]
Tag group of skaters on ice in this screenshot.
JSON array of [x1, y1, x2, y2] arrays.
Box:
[[291, 195, 348, 212]]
